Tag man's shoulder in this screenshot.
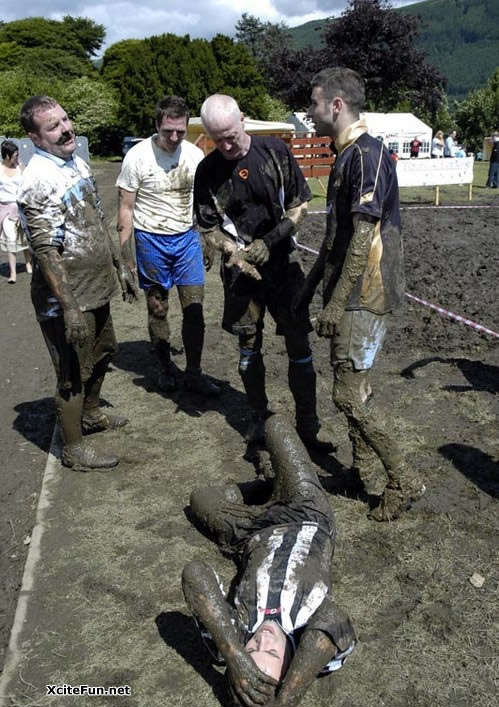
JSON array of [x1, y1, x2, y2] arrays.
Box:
[[180, 139, 204, 161], [251, 134, 289, 155], [124, 136, 153, 161]]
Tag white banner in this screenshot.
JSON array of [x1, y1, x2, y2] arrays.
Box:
[[396, 157, 474, 187]]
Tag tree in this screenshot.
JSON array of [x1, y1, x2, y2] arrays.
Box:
[[455, 68, 499, 151], [211, 34, 267, 117], [322, 0, 446, 119], [62, 15, 105, 57]]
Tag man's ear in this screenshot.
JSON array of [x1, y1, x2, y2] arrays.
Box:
[[332, 96, 344, 117]]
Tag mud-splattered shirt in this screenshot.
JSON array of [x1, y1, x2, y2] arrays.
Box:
[[200, 506, 355, 674], [18, 149, 116, 321], [194, 135, 311, 263], [323, 120, 404, 315], [116, 136, 203, 235]]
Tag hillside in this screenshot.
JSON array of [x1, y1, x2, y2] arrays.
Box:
[[289, 0, 499, 99]]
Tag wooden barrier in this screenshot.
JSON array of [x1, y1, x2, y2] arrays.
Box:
[[290, 136, 335, 178]]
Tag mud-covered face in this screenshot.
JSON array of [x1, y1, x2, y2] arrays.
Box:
[[244, 620, 290, 682], [206, 113, 250, 161], [156, 115, 187, 154], [308, 86, 334, 137], [29, 104, 76, 161]]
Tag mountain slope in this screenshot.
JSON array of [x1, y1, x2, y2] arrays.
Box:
[[289, 0, 499, 99]]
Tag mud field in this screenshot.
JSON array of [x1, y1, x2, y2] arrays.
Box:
[[0, 162, 497, 707]]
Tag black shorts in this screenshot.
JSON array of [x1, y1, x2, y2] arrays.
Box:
[[221, 252, 313, 337], [40, 303, 118, 391]]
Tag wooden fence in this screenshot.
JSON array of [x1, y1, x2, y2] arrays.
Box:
[[289, 136, 335, 178]]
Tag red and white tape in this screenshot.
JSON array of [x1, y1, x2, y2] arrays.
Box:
[[310, 206, 499, 214], [294, 241, 499, 339]]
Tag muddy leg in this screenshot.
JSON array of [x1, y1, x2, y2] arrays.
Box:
[[178, 285, 220, 396], [285, 334, 334, 452], [190, 484, 247, 548], [264, 415, 331, 518], [81, 357, 129, 433], [238, 332, 269, 442], [56, 387, 118, 470], [147, 285, 175, 390]]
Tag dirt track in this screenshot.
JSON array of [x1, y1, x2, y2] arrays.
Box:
[[0, 162, 497, 706]]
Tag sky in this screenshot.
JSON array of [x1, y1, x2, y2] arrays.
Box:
[[2, 1, 421, 52]]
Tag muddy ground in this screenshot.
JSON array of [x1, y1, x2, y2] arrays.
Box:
[[0, 162, 497, 706]]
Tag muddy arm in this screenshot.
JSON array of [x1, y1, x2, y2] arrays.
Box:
[[117, 188, 137, 271], [36, 248, 88, 347], [273, 596, 355, 707], [273, 631, 337, 707], [316, 215, 376, 337], [182, 559, 277, 706]]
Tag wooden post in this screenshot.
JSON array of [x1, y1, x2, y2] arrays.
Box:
[[435, 185, 440, 206], [468, 183, 473, 201]]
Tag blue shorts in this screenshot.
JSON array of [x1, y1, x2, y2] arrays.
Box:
[[134, 227, 204, 291]]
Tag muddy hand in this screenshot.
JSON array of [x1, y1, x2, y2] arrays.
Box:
[[64, 306, 88, 347], [117, 263, 138, 303], [315, 301, 343, 337], [244, 239, 270, 267], [227, 648, 277, 707], [201, 232, 215, 271]]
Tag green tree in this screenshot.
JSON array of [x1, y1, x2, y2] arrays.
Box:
[[101, 39, 161, 135], [210, 34, 267, 117], [322, 0, 445, 118], [455, 68, 499, 151]]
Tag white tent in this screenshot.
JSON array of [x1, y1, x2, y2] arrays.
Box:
[[187, 116, 295, 141], [360, 112, 432, 159]]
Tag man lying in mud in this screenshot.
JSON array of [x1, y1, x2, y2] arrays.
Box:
[[182, 415, 355, 707]]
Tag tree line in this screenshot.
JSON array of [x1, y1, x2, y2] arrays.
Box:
[[0, 2, 497, 154]]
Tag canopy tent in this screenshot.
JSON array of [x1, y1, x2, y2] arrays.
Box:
[[360, 112, 432, 159], [187, 117, 295, 153]]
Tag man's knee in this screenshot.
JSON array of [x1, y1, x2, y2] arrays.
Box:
[[147, 286, 169, 320], [333, 363, 368, 414], [190, 484, 242, 524], [238, 333, 262, 373]]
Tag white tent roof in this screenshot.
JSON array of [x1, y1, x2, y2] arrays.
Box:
[[188, 117, 295, 134], [361, 112, 431, 138]]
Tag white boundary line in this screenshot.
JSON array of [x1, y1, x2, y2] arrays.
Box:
[[0, 427, 60, 706]]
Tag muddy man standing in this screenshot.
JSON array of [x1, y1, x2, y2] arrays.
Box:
[[296, 68, 424, 520], [18, 96, 138, 471], [116, 95, 219, 396], [195, 94, 331, 449]]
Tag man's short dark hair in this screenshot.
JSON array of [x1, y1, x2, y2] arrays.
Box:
[[1, 139, 19, 160], [20, 96, 59, 133], [155, 96, 189, 127], [311, 68, 365, 115]]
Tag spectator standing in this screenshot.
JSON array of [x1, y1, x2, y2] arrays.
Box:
[[486, 132, 499, 188], [0, 140, 32, 282], [444, 130, 457, 157], [431, 130, 444, 158], [409, 136, 421, 158]]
